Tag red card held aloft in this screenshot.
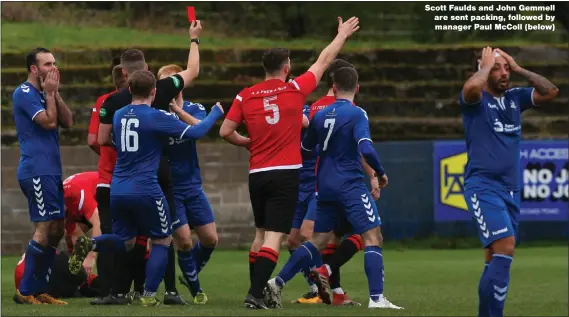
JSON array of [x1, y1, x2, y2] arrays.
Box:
[[187, 6, 196, 23]]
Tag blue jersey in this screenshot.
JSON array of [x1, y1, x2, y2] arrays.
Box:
[[460, 87, 535, 191], [298, 105, 317, 193], [12, 82, 62, 180], [302, 99, 371, 201], [111, 105, 196, 195], [167, 101, 207, 191]]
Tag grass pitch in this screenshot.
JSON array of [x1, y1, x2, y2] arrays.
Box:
[[1, 247, 567, 316]]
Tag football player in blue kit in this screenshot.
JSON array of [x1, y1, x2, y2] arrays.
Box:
[[460, 47, 558, 317], [12, 47, 73, 305], [69, 70, 224, 306], [264, 67, 402, 310], [155, 64, 227, 305]]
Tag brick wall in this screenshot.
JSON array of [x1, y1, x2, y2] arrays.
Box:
[[1, 144, 254, 255]]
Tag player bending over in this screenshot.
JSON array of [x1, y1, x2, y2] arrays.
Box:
[[291, 59, 380, 306], [12, 47, 73, 305], [69, 70, 224, 306], [219, 16, 360, 310], [63, 171, 100, 274], [265, 67, 402, 310], [156, 64, 224, 304], [460, 47, 558, 317]]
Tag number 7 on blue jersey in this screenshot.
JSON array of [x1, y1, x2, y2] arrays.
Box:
[[322, 118, 335, 151]]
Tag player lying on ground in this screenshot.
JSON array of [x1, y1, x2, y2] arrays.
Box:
[[15, 251, 101, 299], [460, 47, 558, 317], [89, 21, 204, 306], [290, 59, 380, 306], [219, 16, 360, 310], [152, 64, 222, 305], [12, 47, 73, 305], [265, 67, 402, 310], [69, 70, 224, 307]]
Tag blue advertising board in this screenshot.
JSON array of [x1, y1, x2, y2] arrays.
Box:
[[434, 140, 568, 222]]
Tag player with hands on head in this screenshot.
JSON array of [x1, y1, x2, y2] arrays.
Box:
[[12, 47, 72, 305], [460, 46, 558, 317]]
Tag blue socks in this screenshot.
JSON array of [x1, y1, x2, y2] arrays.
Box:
[[19, 240, 45, 296], [92, 234, 127, 253], [289, 249, 316, 288], [277, 242, 320, 286], [191, 242, 214, 274], [479, 254, 513, 317], [143, 244, 169, 296], [36, 245, 56, 294], [478, 261, 491, 316], [178, 250, 202, 297], [364, 246, 384, 301]]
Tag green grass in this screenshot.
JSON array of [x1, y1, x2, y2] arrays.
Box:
[[2, 22, 566, 53], [2, 247, 568, 316]]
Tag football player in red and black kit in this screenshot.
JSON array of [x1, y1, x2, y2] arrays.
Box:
[[87, 58, 124, 302], [90, 22, 203, 305], [219, 16, 361, 309]]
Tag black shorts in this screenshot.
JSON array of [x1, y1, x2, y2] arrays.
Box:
[[248, 169, 300, 234], [95, 186, 111, 233]]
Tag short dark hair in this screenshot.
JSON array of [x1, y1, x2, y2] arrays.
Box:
[[112, 65, 126, 89], [262, 48, 290, 74], [325, 59, 355, 89], [333, 67, 359, 93], [26, 47, 51, 72], [120, 49, 146, 75], [110, 56, 121, 74], [128, 70, 156, 99]]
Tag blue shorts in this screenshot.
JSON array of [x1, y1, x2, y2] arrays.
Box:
[[19, 175, 64, 222], [303, 193, 318, 222], [292, 191, 317, 229], [314, 186, 381, 235], [464, 187, 520, 248], [171, 187, 214, 231], [111, 193, 172, 240]]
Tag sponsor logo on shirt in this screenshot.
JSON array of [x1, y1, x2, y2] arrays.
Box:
[[100, 108, 107, 117]]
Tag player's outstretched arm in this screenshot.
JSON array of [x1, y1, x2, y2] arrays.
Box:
[[176, 21, 202, 88], [462, 46, 495, 105], [158, 103, 224, 140], [495, 48, 559, 105], [170, 99, 202, 125], [307, 16, 360, 85]]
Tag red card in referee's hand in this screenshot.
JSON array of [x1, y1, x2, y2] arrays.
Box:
[[187, 6, 196, 23]]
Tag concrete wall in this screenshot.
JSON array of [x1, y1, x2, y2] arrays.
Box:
[[1, 144, 254, 255]]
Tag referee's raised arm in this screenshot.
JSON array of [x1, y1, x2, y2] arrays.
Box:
[[175, 21, 202, 88]]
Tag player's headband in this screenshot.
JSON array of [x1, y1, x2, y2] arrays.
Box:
[[477, 52, 502, 71]]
